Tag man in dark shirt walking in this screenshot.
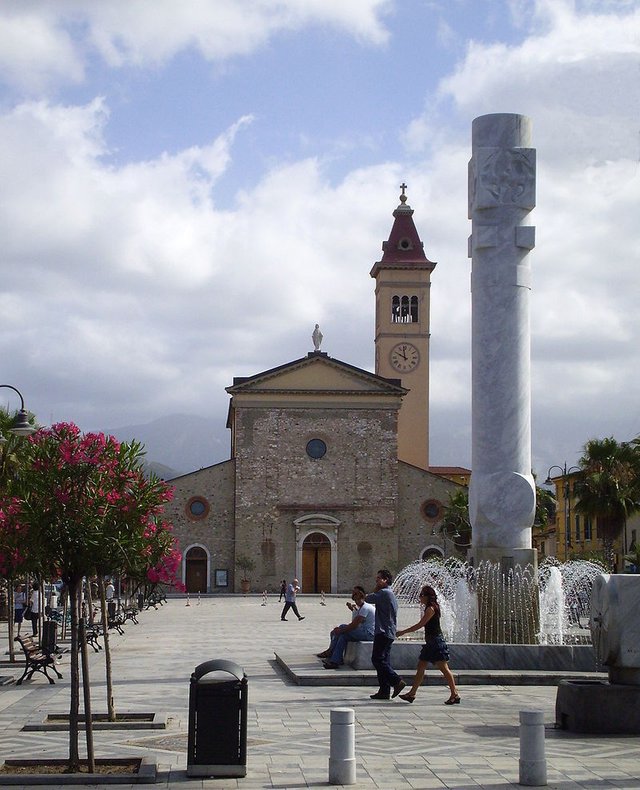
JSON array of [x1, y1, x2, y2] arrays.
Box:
[[365, 569, 405, 700]]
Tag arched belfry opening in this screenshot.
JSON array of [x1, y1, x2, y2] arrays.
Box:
[[294, 514, 340, 594]]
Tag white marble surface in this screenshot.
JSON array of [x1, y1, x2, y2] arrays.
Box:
[[468, 113, 536, 549], [591, 574, 640, 679]]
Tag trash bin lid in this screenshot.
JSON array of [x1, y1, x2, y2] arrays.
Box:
[[192, 659, 246, 682]]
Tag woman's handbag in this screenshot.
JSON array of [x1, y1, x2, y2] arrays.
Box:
[[23, 605, 33, 620]]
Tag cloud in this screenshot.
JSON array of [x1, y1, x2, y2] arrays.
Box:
[[0, 6, 83, 92], [0, 0, 391, 92], [1, 0, 639, 481]]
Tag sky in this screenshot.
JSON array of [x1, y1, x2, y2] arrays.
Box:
[[1, 0, 639, 480]]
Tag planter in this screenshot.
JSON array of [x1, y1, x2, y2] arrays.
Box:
[[0, 758, 156, 785], [240, 580, 250, 594], [23, 712, 167, 731]]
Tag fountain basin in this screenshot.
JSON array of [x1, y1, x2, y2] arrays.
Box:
[[556, 679, 640, 733], [344, 641, 599, 672]]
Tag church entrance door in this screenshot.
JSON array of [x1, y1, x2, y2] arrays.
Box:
[[185, 546, 207, 593], [301, 532, 331, 593]]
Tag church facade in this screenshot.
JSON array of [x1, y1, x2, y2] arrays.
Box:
[[164, 190, 464, 593]]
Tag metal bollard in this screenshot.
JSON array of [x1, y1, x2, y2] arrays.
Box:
[[519, 709, 547, 786], [329, 707, 356, 785]]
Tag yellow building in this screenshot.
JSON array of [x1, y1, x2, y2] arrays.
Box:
[[544, 471, 626, 569]]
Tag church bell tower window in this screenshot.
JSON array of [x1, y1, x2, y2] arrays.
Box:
[[392, 295, 419, 324]]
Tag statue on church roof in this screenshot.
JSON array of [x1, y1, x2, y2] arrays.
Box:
[[312, 323, 323, 351]]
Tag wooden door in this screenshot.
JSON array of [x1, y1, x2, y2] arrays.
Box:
[[185, 547, 207, 593], [301, 532, 331, 593]]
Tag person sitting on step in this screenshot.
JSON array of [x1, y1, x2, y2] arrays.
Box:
[[317, 586, 375, 669]]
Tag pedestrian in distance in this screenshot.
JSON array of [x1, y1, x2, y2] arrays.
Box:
[[279, 579, 286, 602], [396, 584, 460, 705], [28, 581, 43, 637], [280, 579, 305, 621], [14, 583, 26, 637], [317, 585, 375, 668], [365, 569, 405, 700]]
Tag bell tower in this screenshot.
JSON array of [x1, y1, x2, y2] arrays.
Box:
[[370, 185, 436, 470]]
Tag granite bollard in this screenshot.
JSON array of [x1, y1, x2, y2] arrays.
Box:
[[519, 709, 547, 786], [328, 707, 356, 785]]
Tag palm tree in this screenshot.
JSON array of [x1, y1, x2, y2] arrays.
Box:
[[574, 437, 640, 571]]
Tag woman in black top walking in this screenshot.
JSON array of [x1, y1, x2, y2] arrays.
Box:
[[396, 584, 460, 705]]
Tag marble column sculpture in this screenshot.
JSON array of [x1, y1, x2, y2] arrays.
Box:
[[468, 114, 538, 641]]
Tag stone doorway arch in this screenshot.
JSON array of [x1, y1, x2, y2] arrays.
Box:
[[294, 514, 340, 593], [301, 532, 331, 594]]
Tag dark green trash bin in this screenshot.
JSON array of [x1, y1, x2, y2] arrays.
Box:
[[41, 620, 57, 655], [187, 659, 248, 777]]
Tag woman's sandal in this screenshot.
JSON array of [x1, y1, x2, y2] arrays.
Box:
[[444, 694, 461, 705], [399, 692, 416, 703]]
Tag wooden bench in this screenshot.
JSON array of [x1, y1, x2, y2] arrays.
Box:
[[144, 591, 167, 610], [84, 623, 102, 652], [14, 636, 63, 685], [106, 612, 126, 635], [123, 607, 139, 624]]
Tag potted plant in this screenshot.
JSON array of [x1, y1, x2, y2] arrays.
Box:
[[235, 554, 255, 594]]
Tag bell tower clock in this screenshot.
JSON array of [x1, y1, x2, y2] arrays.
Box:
[[370, 185, 436, 470]]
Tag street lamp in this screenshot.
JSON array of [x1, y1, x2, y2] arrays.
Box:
[[0, 385, 37, 439], [545, 462, 580, 562]]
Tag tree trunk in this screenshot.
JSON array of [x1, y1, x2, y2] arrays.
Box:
[[97, 577, 116, 721], [67, 580, 81, 772], [7, 583, 16, 662], [79, 619, 95, 772]]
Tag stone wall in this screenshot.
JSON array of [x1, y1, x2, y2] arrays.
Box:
[[396, 463, 463, 568], [234, 406, 399, 592], [164, 460, 235, 591]]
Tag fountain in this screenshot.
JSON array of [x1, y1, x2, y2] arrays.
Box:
[[344, 557, 604, 672], [393, 557, 604, 646]]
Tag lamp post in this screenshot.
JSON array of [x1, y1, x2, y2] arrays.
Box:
[[0, 384, 36, 645], [545, 463, 580, 562], [0, 384, 37, 439]]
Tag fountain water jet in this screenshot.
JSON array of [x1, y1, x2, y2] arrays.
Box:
[[393, 557, 604, 645]]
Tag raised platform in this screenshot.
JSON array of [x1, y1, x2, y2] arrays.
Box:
[[274, 644, 606, 688], [343, 640, 600, 672]]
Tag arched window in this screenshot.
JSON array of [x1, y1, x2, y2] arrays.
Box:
[[391, 294, 419, 323]]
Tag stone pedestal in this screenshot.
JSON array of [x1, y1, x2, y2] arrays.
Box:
[[556, 679, 640, 734], [556, 575, 640, 733]]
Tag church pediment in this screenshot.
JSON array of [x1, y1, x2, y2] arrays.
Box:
[[226, 353, 406, 397]]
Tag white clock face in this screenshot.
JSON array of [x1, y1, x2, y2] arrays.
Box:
[[390, 343, 420, 372]]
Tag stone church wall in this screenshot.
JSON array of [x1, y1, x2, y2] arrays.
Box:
[[233, 406, 400, 592], [164, 460, 235, 592], [396, 463, 463, 569]]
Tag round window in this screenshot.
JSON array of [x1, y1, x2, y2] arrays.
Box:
[[421, 499, 442, 521], [187, 497, 210, 519], [306, 438, 327, 459]]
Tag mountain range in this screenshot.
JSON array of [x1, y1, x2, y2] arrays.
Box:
[[104, 413, 230, 480]]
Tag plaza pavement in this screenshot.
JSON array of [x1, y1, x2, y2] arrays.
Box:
[[0, 595, 639, 789]]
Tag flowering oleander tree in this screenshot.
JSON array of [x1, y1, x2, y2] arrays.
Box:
[[87, 447, 179, 722], [0, 423, 180, 773]]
